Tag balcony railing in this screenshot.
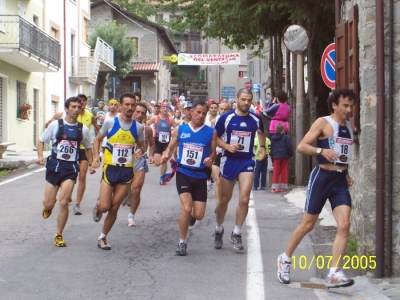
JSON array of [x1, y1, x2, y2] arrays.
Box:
[[0, 15, 61, 69]]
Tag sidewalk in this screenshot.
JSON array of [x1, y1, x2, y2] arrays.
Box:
[[0, 148, 49, 170], [285, 187, 400, 299]]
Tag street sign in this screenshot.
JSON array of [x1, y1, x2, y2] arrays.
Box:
[[321, 43, 336, 89], [222, 86, 236, 98], [252, 83, 261, 92], [162, 55, 178, 63], [244, 81, 251, 89]]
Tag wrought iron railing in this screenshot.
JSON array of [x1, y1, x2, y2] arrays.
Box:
[[0, 15, 61, 69]]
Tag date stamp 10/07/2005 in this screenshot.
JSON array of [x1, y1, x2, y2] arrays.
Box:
[[291, 255, 376, 270]]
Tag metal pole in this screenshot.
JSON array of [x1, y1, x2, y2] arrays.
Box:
[[295, 52, 304, 186], [113, 77, 116, 99]]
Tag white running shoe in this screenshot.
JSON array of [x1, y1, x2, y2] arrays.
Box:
[[277, 253, 291, 284], [127, 218, 136, 227], [326, 268, 354, 288]]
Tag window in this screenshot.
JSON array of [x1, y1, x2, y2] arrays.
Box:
[[71, 34, 75, 75], [51, 101, 58, 116], [33, 15, 39, 26], [264, 57, 269, 71], [50, 27, 59, 40], [131, 37, 138, 57], [82, 18, 88, 44], [18, 2, 26, 18], [155, 14, 163, 22], [16, 81, 27, 118], [190, 41, 200, 53], [248, 61, 254, 76], [174, 42, 181, 52], [238, 71, 247, 78]]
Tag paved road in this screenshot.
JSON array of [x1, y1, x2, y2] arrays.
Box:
[[0, 162, 321, 300]]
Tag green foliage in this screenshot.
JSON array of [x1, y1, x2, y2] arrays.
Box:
[[88, 20, 135, 77], [111, 0, 160, 18], [346, 234, 358, 257], [0, 169, 10, 177]]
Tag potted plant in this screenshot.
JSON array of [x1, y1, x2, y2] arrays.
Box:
[[17, 102, 32, 120]]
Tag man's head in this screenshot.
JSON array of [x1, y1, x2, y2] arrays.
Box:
[[133, 92, 142, 103], [108, 99, 120, 113], [134, 102, 148, 123], [218, 102, 230, 115], [65, 97, 82, 119], [119, 93, 136, 118], [208, 99, 218, 116], [98, 100, 105, 109], [235, 88, 253, 113], [328, 88, 356, 117], [160, 101, 169, 116], [153, 104, 160, 115], [77, 94, 88, 109], [190, 100, 208, 126]]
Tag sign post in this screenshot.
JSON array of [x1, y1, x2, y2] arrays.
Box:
[[320, 43, 336, 89]]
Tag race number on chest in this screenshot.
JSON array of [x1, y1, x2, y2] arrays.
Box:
[[230, 130, 251, 152], [181, 143, 203, 168], [56, 140, 78, 161], [112, 143, 133, 164], [333, 137, 353, 164]]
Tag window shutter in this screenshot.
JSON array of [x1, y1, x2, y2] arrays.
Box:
[[335, 22, 348, 89]]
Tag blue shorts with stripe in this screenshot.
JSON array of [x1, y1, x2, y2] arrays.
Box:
[[102, 164, 134, 187], [219, 156, 255, 181], [304, 166, 351, 215]]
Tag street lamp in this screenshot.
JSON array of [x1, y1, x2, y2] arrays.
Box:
[[283, 24, 309, 186]]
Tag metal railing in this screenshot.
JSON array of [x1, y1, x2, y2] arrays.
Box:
[[0, 15, 61, 69]]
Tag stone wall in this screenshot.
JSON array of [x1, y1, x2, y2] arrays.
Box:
[[347, 0, 400, 275]]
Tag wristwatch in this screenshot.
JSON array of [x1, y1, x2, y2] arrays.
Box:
[[316, 148, 322, 155]]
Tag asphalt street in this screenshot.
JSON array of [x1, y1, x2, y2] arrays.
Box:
[[1, 161, 397, 300]]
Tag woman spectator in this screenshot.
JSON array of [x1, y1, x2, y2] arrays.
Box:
[[264, 90, 291, 136]]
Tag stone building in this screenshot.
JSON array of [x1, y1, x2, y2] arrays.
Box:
[[90, 0, 177, 102], [336, 0, 400, 276]]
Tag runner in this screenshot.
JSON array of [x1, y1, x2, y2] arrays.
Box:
[[99, 99, 120, 161], [91, 93, 145, 250], [37, 96, 92, 247], [213, 88, 266, 251], [91, 100, 108, 137], [125, 102, 155, 226], [160, 100, 217, 256], [277, 88, 356, 288], [147, 101, 177, 184]]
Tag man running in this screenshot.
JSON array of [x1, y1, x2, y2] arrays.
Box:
[[277, 89, 356, 288], [147, 101, 176, 184], [161, 100, 217, 256], [213, 88, 266, 251], [91, 99, 108, 136], [125, 102, 155, 226], [37, 97, 92, 247], [91, 93, 145, 250]]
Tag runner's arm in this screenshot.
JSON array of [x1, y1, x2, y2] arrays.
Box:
[[44, 111, 63, 128], [161, 126, 179, 162], [91, 116, 101, 132]]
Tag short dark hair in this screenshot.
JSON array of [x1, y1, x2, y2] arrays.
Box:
[[65, 97, 81, 109], [119, 93, 136, 104], [192, 99, 207, 110], [275, 90, 288, 102], [133, 92, 142, 100], [135, 102, 147, 111], [236, 88, 253, 99], [327, 88, 357, 113], [76, 94, 87, 100], [154, 104, 160, 108]]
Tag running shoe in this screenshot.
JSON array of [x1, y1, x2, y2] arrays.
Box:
[[207, 181, 213, 196], [42, 207, 53, 219], [175, 242, 187, 256], [92, 201, 102, 222], [54, 233, 67, 247], [127, 218, 136, 227], [271, 189, 279, 193], [326, 268, 354, 288], [213, 227, 224, 249], [122, 192, 132, 207], [230, 232, 244, 250], [73, 204, 82, 215], [98, 237, 111, 250], [277, 253, 291, 284], [189, 216, 196, 226]]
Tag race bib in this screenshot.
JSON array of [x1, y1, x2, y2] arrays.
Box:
[[181, 143, 203, 168], [112, 143, 133, 165], [333, 137, 353, 164], [158, 131, 170, 143], [230, 130, 251, 152], [56, 140, 78, 162]]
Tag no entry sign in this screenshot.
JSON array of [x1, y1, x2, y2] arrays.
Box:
[[321, 43, 336, 89]]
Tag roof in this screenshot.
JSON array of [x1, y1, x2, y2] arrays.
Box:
[[91, 0, 177, 54], [131, 62, 160, 72]]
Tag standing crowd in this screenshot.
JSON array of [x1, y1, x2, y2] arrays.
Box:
[[37, 88, 357, 288]]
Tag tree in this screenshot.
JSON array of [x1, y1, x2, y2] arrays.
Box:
[[88, 20, 135, 99]]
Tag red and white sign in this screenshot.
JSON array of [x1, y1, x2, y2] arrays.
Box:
[[178, 53, 241, 65], [320, 43, 336, 89], [244, 82, 251, 89]]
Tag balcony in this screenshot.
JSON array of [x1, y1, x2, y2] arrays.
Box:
[[170, 79, 208, 94], [69, 37, 116, 85], [0, 15, 60, 72]]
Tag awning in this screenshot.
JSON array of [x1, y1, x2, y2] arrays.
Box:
[[131, 62, 160, 72]]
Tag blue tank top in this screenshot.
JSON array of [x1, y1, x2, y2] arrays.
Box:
[[316, 116, 354, 166], [155, 116, 171, 143], [177, 123, 214, 179]]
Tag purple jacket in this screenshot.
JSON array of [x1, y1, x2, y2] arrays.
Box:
[[264, 102, 291, 134]]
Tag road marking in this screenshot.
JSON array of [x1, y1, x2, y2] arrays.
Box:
[[33, 168, 45, 173], [246, 199, 265, 300], [0, 173, 33, 186]]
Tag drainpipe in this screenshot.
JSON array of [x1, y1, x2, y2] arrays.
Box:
[[375, 0, 385, 279], [63, 0, 67, 101], [388, 0, 394, 278], [335, 0, 340, 25]]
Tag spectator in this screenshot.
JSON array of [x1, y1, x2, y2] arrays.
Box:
[[270, 123, 293, 193], [253, 133, 271, 191], [264, 90, 291, 135]]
